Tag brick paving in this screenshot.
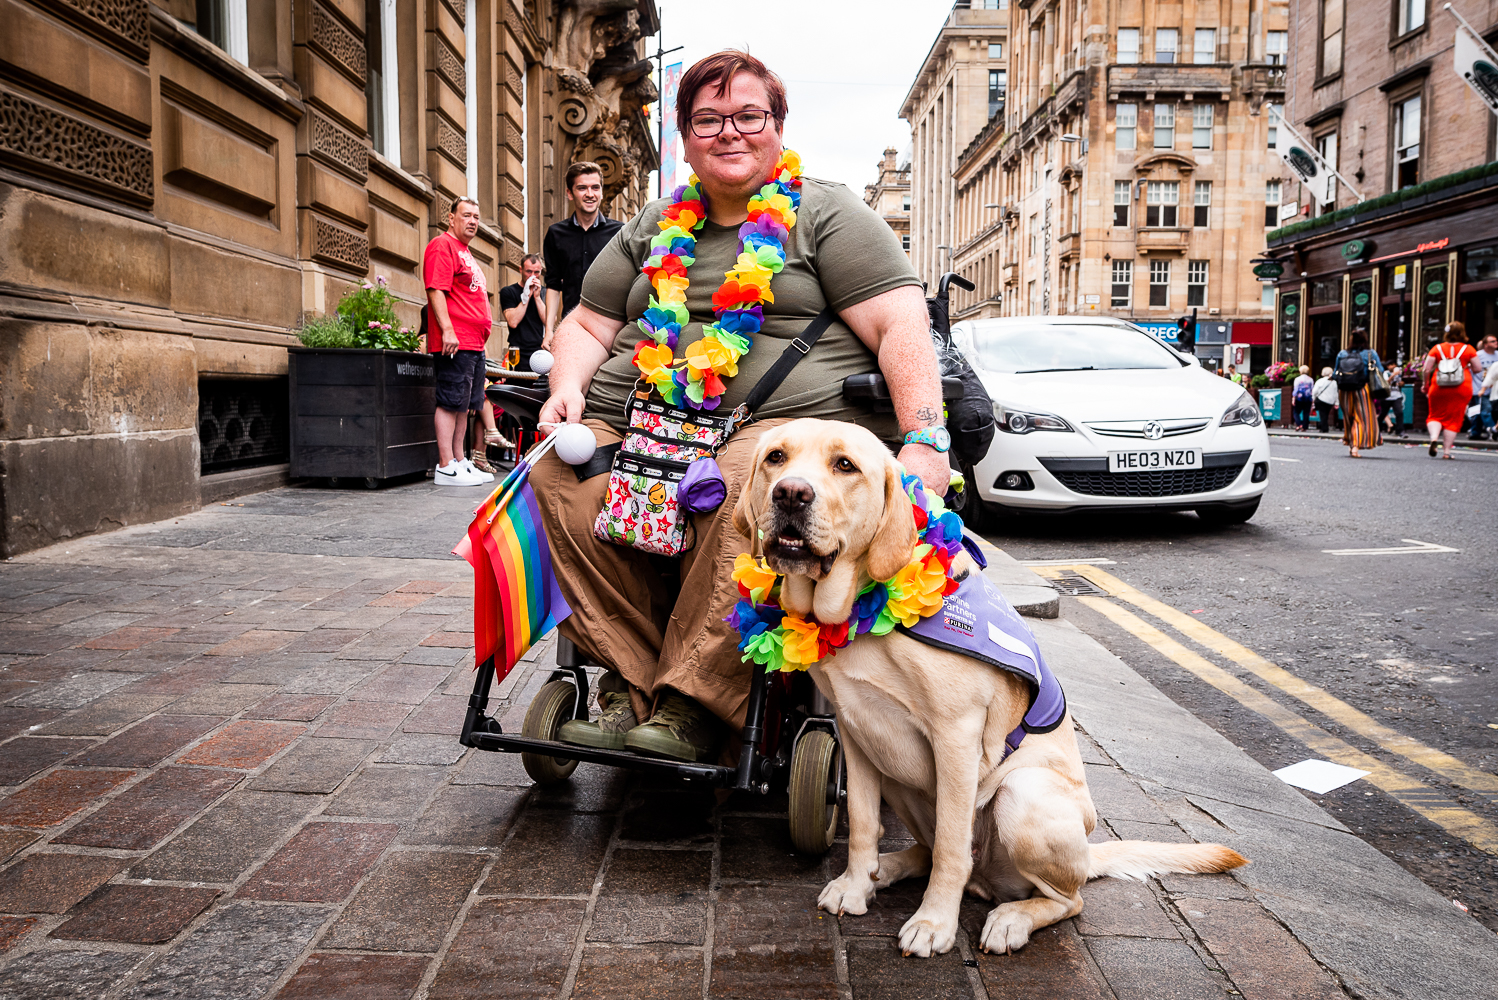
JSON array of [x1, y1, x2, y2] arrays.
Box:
[[0, 482, 1355, 998]]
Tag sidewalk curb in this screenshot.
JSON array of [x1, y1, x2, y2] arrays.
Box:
[[975, 539, 1061, 619], [1030, 613, 1498, 1000], [1268, 428, 1498, 450]]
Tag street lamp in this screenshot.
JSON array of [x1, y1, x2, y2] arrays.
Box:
[[1059, 133, 1083, 143], [936, 244, 955, 267]]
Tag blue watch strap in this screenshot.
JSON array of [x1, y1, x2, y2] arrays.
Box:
[[903, 427, 951, 452]]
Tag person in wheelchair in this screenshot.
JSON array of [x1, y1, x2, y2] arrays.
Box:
[[532, 50, 949, 763]]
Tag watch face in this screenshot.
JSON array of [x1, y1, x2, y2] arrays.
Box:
[[933, 428, 951, 450]]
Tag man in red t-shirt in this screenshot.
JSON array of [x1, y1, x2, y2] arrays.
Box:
[[424, 196, 494, 486]]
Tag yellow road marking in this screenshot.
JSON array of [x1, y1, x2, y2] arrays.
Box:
[[1038, 563, 1498, 804], [1076, 596, 1498, 854]]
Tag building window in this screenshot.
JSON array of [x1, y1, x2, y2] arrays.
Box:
[[1397, 0, 1426, 36], [1394, 93, 1421, 188], [1268, 119, 1277, 149], [1119, 28, 1140, 64], [1193, 181, 1211, 227], [902, 194, 911, 211], [902, 234, 910, 252], [989, 42, 1004, 59], [1111, 260, 1133, 307], [1156, 28, 1179, 64], [193, 0, 248, 63], [1149, 259, 1171, 307], [1146, 181, 1179, 227], [1266, 30, 1288, 65], [366, 0, 401, 162], [1114, 180, 1131, 227], [1194, 28, 1217, 64], [1187, 260, 1208, 307], [1192, 104, 1213, 148], [1153, 104, 1175, 149], [1265, 180, 1281, 227], [1116, 103, 1137, 150], [989, 70, 1006, 118], [1320, 0, 1345, 78], [1028, 215, 1038, 257]]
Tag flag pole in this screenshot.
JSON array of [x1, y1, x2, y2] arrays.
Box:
[[1444, 2, 1498, 53]]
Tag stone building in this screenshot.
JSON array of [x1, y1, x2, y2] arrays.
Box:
[[1264, 0, 1498, 378], [862, 146, 911, 255], [943, 0, 1287, 369], [0, 0, 659, 557], [900, 0, 1009, 289]]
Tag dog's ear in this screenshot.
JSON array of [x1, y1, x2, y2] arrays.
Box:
[[732, 441, 765, 546], [865, 456, 918, 582]]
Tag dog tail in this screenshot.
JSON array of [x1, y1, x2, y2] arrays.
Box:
[[1086, 840, 1248, 882]]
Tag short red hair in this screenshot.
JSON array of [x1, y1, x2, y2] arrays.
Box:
[[676, 50, 788, 138]]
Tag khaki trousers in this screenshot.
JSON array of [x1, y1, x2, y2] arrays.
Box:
[[529, 417, 791, 729]]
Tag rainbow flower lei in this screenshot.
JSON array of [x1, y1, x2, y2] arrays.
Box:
[[727, 472, 965, 673], [631, 150, 804, 410]]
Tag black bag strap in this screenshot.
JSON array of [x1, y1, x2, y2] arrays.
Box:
[[742, 307, 837, 415]]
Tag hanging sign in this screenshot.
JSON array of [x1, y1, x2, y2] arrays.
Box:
[[1454, 19, 1498, 115]]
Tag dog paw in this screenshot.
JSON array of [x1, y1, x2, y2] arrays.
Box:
[[979, 906, 1033, 954], [898, 908, 958, 957], [818, 875, 875, 916]]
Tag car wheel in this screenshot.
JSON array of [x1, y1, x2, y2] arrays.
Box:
[[957, 462, 996, 532], [1196, 498, 1260, 526]]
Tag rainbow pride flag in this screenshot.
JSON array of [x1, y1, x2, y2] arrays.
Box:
[[454, 458, 571, 681]]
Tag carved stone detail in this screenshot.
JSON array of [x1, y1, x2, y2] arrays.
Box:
[[56, 0, 149, 52], [500, 115, 523, 157], [436, 119, 466, 167], [312, 217, 369, 272], [311, 3, 368, 85], [435, 41, 466, 98], [310, 110, 368, 180], [0, 90, 153, 203], [502, 176, 524, 213], [505, 62, 523, 100]]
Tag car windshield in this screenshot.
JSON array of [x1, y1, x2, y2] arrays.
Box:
[[965, 324, 1186, 374]]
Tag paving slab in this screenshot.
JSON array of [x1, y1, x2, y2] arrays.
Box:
[[571, 945, 704, 1000], [274, 952, 429, 1000], [0, 853, 126, 913], [0, 949, 146, 999], [71, 714, 225, 768], [247, 737, 377, 794], [0, 768, 136, 828], [129, 790, 317, 883], [239, 821, 401, 902], [49, 883, 219, 944], [426, 898, 588, 1000], [322, 850, 489, 952]]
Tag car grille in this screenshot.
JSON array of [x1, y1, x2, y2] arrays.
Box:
[[1084, 419, 1212, 439], [1050, 463, 1245, 497]]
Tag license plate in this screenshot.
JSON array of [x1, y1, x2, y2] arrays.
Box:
[[1108, 447, 1203, 473]]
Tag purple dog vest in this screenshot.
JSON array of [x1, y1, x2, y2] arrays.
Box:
[[899, 571, 1067, 758]]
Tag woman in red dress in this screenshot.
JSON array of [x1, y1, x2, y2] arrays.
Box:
[[1422, 322, 1483, 459]]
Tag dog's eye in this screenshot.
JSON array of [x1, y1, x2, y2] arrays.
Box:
[[765, 449, 785, 465], [834, 457, 858, 473]]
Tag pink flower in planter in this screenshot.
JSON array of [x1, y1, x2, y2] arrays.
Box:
[[361, 280, 374, 290], [376, 275, 388, 287]]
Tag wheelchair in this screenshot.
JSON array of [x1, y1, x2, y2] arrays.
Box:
[[461, 279, 975, 855]]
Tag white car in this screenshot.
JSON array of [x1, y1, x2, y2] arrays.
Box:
[[950, 316, 1271, 525]]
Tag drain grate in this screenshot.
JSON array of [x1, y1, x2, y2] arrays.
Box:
[[1051, 573, 1107, 597]]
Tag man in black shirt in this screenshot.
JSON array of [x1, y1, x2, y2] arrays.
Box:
[[498, 253, 548, 372], [542, 161, 623, 346]]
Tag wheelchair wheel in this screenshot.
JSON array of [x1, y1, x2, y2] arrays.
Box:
[[521, 679, 580, 784], [788, 729, 840, 854]]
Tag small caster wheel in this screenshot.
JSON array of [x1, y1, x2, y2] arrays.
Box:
[[788, 729, 840, 854], [521, 679, 580, 784], [326, 477, 340, 488], [363, 477, 380, 490]]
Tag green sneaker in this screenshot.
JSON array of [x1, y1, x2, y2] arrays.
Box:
[[623, 690, 721, 762], [558, 689, 637, 750]]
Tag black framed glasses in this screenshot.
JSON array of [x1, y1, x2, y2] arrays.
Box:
[[688, 109, 771, 138]]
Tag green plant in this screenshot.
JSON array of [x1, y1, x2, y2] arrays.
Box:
[[1249, 373, 1271, 389], [296, 275, 420, 352]]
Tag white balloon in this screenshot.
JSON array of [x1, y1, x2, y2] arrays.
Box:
[[528, 349, 554, 374], [553, 422, 597, 465]]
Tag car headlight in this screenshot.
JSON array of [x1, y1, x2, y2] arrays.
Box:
[[993, 403, 1073, 434], [1220, 391, 1263, 427]]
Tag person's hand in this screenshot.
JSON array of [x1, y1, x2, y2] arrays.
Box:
[[441, 329, 460, 357], [897, 443, 951, 500], [539, 387, 586, 428], [540, 335, 554, 352]]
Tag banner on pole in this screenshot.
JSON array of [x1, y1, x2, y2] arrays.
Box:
[[661, 62, 683, 193], [1270, 105, 1337, 206], [1454, 21, 1498, 114]]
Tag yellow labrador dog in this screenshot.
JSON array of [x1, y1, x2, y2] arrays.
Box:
[[732, 419, 1247, 958]]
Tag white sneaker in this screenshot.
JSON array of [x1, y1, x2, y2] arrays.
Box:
[[434, 461, 484, 486], [461, 458, 495, 483]]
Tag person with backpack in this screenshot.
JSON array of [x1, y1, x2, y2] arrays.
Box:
[[1312, 366, 1339, 433], [1290, 364, 1314, 431], [1333, 333, 1383, 457], [1422, 321, 1483, 459]]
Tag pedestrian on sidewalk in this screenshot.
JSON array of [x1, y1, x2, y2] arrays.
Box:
[[424, 196, 495, 487], [1482, 345, 1498, 423], [1422, 321, 1483, 459], [1382, 362, 1406, 437], [1334, 334, 1383, 458], [500, 253, 549, 374], [1471, 333, 1497, 440], [1313, 366, 1338, 434], [1226, 364, 1244, 385], [1291, 365, 1314, 431], [542, 162, 623, 343]]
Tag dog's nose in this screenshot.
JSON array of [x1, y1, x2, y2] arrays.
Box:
[[772, 478, 815, 512]]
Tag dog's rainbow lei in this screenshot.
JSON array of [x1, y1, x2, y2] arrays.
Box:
[[631, 150, 803, 411], [727, 472, 963, 673]]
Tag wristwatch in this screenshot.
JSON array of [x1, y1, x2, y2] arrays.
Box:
[[903, 427, 951, 453]]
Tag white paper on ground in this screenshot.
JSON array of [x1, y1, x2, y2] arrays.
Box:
[[1272, 758, 1371, 794]]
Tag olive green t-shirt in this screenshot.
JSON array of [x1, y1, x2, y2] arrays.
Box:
[[579, 176, 920, 435]]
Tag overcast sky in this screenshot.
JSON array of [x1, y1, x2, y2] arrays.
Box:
[[645, 0, 959, 197]]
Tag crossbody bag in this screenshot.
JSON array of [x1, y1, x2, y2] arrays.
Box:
[[593, 308, 837, 557]]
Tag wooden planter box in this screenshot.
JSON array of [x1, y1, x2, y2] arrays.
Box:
[[289, 348, 438, 482]]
